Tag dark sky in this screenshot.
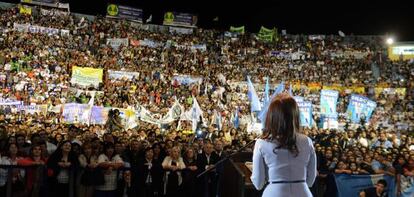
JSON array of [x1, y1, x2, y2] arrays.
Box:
[[10, 0, 414, 40]]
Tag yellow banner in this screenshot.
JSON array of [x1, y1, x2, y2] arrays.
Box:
[[349, 86, 365, 94], [374, 87, 406, 96], [307, 82, 322, 91], [388, 45, 414, 61], [19, 5, 32, 15], [323, 85, 343, 92], [71, 66, 103, 87]]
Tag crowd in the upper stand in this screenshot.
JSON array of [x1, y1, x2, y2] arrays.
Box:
[[0, 5, 413, 197]]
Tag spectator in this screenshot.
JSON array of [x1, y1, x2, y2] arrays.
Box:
[[162, 146, 186, 197], [359, 179, 388, 197], [95, 142, 124, 197]]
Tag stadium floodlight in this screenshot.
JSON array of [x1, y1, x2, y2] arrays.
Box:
[[386, 37, 394, 45]]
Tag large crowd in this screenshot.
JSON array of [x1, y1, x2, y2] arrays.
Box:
[[0, 4, 413, 197]]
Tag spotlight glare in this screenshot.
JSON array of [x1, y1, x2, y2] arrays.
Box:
[[386, 38, 394, 45]]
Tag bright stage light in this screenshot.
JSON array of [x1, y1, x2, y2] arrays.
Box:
[[386, 37, 394, 45]]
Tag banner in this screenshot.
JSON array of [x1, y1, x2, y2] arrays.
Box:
[[347, 94, 367, 123], [320, 90, 339, 116], [40, 8, 69, 16], [364, 99, 377, 123], [108, 70, 139, 81], [22, 0, 55, 4], [19, 104, 48, 115], [106, 38, 129, 50], [171, 43, 207, 52], [19, 5, 32, 15], [258, 26, 278, 42], [172, 75, 202, 85], [388, 44, 414, 61], [106, 4, 143, 23], [347, 95, 377, 123], [13, 23, 69, 36], [169, 26, 193, 35], [334, 174, 396, 197], [0, 98, 23, 106], [163, 12, 197, 27], [138, 104, 181, 125], [62, 103, 91, 124], [139, 39, 163, 48], [229, 26, 245, 34], [113, 108, 137, 129], [71, 66, 103, 87], [321, 113, 338, 129], [297, 101, 312, 127], [90, 106, 109, 125]]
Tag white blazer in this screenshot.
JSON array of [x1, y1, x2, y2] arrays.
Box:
[[251, 133, 317, 197]]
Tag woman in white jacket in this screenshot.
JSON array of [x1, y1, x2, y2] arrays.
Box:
[[251, 94, 317, 197]]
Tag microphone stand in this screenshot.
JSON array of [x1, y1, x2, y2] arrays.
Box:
[[197, 138, 257, 178]]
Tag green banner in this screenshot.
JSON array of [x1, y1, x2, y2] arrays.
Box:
[[230, 26, 245, 34], [258, 26, 278, 42], [259, 26, 274, 34]]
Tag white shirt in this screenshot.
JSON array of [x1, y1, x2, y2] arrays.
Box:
[[251, 134, 316, 197], [96, 154, 124, 191]]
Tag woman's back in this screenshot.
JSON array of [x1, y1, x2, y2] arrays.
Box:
[[251, 133, 316, 197]]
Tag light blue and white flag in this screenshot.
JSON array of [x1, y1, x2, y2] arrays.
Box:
[[264, 77, 270, 104], [247, 76, 261, 112], [258, 81, 285, 125], [191, 96, 204, 132]]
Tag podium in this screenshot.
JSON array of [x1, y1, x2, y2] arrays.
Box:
[[220, 152, 263, 197]]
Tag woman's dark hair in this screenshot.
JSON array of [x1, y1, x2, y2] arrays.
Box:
[[262, 93, 300, 156], [48, 140, 73, 161], [4, 143, 19, 157]]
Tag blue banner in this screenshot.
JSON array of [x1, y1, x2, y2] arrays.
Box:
[[346, 94, 367, 123], [164, 12, 197, 27], [173, 75, 202, 85], [364, 99, 377, 122], [320, 113, 338, 129], [62, 103, 91, 124], [346, 94, 377, 123], [107, 4, 143, 23], [90, 106, 109, 125], [334, 174, 396, 197], [320, 90, 339, 116], [297, 101, 312, 127]]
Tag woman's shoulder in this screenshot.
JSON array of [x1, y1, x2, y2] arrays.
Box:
[[296, 133, 312, 142]]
